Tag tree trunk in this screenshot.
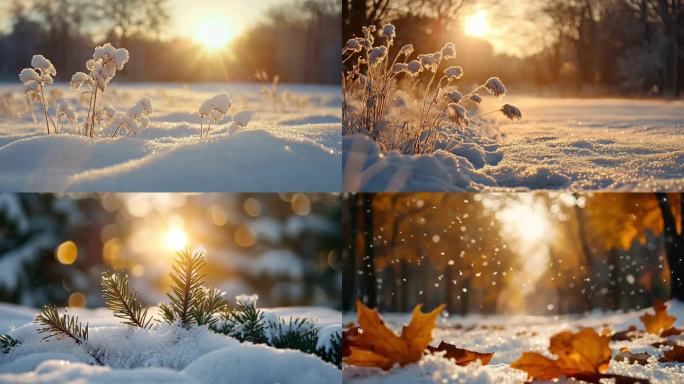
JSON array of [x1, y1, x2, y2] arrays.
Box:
[[655, 193, 684, 300], [341, 194, 357, 312], [362, 194, 377, 307], [399, 258, 409, 312]]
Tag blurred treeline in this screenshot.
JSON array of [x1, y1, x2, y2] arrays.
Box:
[[342, 193, 684, 315], [343, 0, 683, 97], [0, 193, 341, 309], [0, 0, 341, 84]]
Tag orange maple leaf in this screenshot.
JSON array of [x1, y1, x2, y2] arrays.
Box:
[[343, 299, 445, 370], [640, 301, 676, 335], [511, 328, 611, 380]]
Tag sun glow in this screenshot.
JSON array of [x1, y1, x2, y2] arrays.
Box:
[[164, 227, 188, 251], [464, 10, 490, 38], [193, 19, 234, 51]]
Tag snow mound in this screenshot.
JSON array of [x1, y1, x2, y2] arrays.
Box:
[[0, 83, 341, 192], [0, 135, 148, 192], [183, 343, 339, 384], [0, 360, 195, 384], [343, 301, 684, 383], [343, 355, 524, 384], [65, 130, 340, 192], [343, 134, 497, 192]]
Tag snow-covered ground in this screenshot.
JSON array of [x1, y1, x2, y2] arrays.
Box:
[[344, 96, 684, 191], [343, 302, 684, 383], [0, 83, 341, 192], [0, 303, 341, 383]]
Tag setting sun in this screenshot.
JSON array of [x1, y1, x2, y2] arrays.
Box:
[[464, 10, 490, 38], [164, 227, 188, 251], [193, 20, 234, 51]]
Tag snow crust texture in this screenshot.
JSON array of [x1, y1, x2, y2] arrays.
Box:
[[344, 97, 684, 191], [0, 83, 341, 192], [0, 304, 341, 384], [342, 301, 684, 383]]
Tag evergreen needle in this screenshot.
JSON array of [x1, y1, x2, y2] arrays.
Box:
[[101, 271, 153, 329]]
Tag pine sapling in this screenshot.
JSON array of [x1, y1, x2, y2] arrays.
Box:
[[101, 271, 153, 329], [269, 317, 319, 355], [213, 295, 267, 344], [316, 331, 342, 368], [159, 248, 207, 328], [192, 287, 227, 327], [0, 334, 19, 354]]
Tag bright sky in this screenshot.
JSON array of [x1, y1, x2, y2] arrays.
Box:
[[0, 0, 282, 47], [169, 0, 281, 43], [460, 3, 549, 57]]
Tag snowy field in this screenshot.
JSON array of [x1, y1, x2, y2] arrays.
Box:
[[0, 303, 341, 383], [0, 83, 341, 192], [342, 302, 684, 383], [344, 96, 684, 192]]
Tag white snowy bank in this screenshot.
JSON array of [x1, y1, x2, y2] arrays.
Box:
[[343, 301, 684, 383], [344, 97, 684, 191], [0, 303, 341, 384], [0, 83, 341, 192]]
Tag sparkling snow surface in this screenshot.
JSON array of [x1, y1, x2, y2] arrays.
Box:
[[0, 83, 341, 192], [344, 96, 684, 192], [342, 301, 684, 383], [0, 303, 341, 383]]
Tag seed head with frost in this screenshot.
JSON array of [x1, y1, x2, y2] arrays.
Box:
[[19, 68, 40, 84], [70, 72, 92, 91], [444, 66, 463, 80], [57, 101, 76, 123], [369, 46, 387, 66], [128, 97, 153, 129], [232, 110, 254, 128], [469, 94, 482, 104], [418, 53, 441, 72], [448, 103, 467, 122], [382, 24, 396, 41], [501, 104, 522, 121], [344, 39, 362, 53], [407, 60, 423, 76], [441, 43, 456, 60], [393, 63, 408, 74], [199, 93, 232, 122], [399, 44, 414, 57], [443, 90, 463, 103], [485, 77, 506, 97]]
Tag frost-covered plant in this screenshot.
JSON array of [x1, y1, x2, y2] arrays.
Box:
[[198, 93, 231, 139], [71, 43, 129, 137], [232, 110, 254, 128], [342, 24, 522, 154], [33, 305, 103, 364], [109, 97, 152, 137], [56, 100, 77, 133], [213, 294, 268, 343], [19, 55, 58, 134], [212, 295, 342, 367], [0, 334, 18, 354]]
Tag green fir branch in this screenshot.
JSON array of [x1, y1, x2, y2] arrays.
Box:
[[192, 287, 227, 327], [159, 248, 206, 327], [0, 334, 19, 354], [101, 271, 153, 329], [33, 305, 103, 365], [213, 301, 267, 344], [316, 331, 341, 368], [34, 305, 88, 344], [268, 317, 319, 355]]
